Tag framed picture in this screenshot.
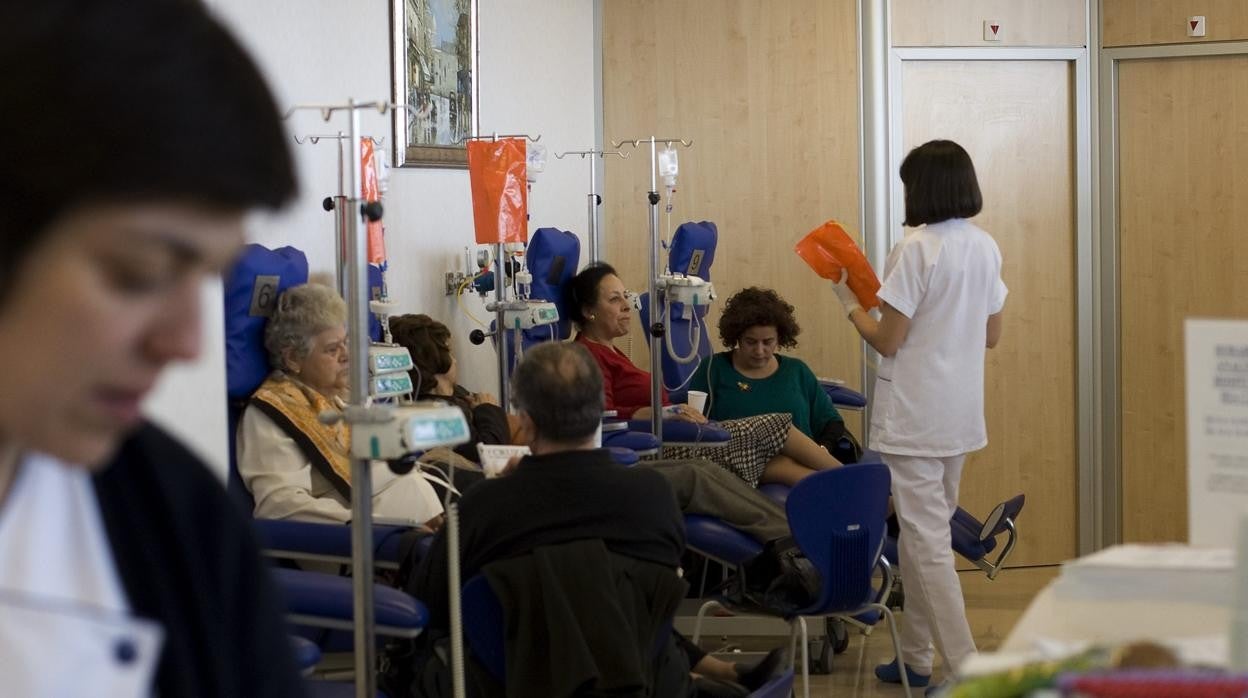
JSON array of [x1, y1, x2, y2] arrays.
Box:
[[390, 0, 478, 168]]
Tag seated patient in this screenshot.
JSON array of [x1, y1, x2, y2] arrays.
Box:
[[406, 343, 781, 697], [567, 263, 842, 487], [389, 313, 510, 462], [690, 287, 861, 463], [389, 314, 792, 549], [237, 283, 443, 527]]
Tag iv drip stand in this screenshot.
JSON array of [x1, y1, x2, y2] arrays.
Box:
[[285, 100, 397, 698], [554, 148, 628, 263], [611, 137, 693, 446], [292, 132, 386, 298], [462, 132, 542, 412]]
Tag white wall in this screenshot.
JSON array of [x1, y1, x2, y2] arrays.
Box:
[[143, 0, 597, 480]]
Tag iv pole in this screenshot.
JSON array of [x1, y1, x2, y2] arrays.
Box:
[[292, 132, 386, 298], [462, 132, 542, 411], [553, 148, 628, 264], [610, 137, 693, 446], [284, 100, 396, 698]]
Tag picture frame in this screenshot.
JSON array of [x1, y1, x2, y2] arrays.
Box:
[[390, 0, 478, 168]]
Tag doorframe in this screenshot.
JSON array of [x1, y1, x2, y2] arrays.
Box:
[[1099, 39, 1248, 546], [886, 46, 1096, 556]]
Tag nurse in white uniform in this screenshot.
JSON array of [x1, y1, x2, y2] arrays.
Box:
[[829, 140, 1007, 687]]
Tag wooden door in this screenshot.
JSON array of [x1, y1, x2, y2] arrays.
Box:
[[1118, 55, 1248, 542], [902, 60, 1080, 565]]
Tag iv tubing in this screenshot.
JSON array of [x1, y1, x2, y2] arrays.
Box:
[[662, 292, 703, 365]]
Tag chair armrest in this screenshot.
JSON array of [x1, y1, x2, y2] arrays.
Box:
[[254, 519, 412, 569], [684, 514, 764, 566], [981, 494, 1025, 540], [273, 567, 428, 638], [289, 635, 321, 674], [819, 380, 867, 410], [602, 429, 661, 454], [607, 447, 640, 466], [625, 419, 731, 443]]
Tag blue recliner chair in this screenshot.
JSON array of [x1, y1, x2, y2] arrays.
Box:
[[695, 464, 909, 698], [223, 244, 429, 678], [638, 220, 717, 403], [224, 243, 416, 570], [488, 227, 580, 368]]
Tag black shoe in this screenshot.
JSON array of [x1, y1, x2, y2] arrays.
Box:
[[734, 647, 787, 692]]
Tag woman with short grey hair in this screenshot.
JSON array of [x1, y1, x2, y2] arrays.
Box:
[[237, 282, 444, 528], [263, 283, 347, 383]]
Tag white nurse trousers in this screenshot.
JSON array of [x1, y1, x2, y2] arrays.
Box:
[[882, 452, 977, 675]]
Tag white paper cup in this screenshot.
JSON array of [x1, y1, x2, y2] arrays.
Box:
[[687, 390, 708, 414]]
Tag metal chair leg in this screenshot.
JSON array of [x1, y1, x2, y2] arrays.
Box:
[[873, 603, 912, 698], [788, 619, 798, 672], [692, 600, 720, 645], [797, 616, 810, 698]]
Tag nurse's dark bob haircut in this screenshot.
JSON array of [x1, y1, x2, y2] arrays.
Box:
[[899, 140, 982, 227]]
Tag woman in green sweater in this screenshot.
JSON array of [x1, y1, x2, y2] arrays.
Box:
[[689, 287, 861, 464]]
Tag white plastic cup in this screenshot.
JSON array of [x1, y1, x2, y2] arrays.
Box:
[[687, 390, 708, 415]]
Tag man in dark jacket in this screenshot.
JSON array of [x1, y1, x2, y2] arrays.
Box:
[[410, 342, 686, 631], [407, 342, 690, 696]]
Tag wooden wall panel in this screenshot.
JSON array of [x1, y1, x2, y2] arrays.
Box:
[[902, 60, 1079, 566], [892, 0, 1087, 47], [601, 0, 863, 435], [1118, 55, 1248, 542], [1104, 0, 1248, 47]]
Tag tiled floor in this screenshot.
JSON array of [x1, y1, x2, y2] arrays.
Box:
[[696, 565, 1060, 697]]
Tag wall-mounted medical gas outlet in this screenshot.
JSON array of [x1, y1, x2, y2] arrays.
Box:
[[1187, 16, 1206, 37], [984, 19, 1002, 41], [445, 271, 470, 296]]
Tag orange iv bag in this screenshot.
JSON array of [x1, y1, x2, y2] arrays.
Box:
[[467, 138, 529, 245], [794, 220, 881, 311], [361, 138, 386, 265]]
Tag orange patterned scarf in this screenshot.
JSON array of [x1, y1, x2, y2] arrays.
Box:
[[250, 374, 352, 496]]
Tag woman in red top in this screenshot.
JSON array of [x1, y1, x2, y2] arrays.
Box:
[[566, 263, 841, 487]]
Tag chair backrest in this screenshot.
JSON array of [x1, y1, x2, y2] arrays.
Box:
[[524, 227, 580, 343], [785, 463, 891, 614], [489, 228, 582, 368], [639, 221, 719, 398], [222, 244, 309, 507], [462, 575, 507, 680], [668, 220, 717, 281]]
